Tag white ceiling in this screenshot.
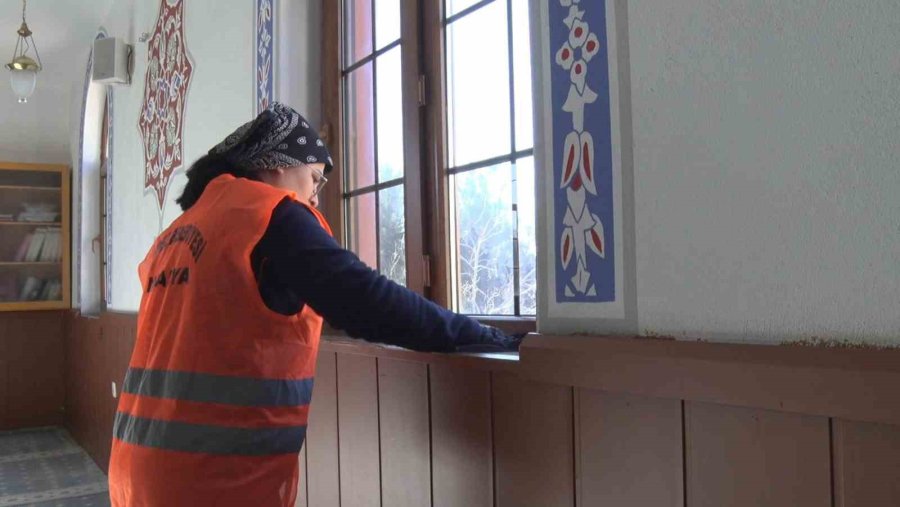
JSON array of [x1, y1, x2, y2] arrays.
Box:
[[0, 0, 114, 164]]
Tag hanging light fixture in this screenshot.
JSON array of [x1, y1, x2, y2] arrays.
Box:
[[6, 0, 42, 104]]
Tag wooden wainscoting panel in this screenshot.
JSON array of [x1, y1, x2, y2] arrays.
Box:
[[430, 364, 493, 507], [295, 443, 307, 507], [103, 312, 138, 467], [3, 311, 65, 429], [336, 353, 381, 507], [106, 311, 137, 386], [833, 419, 900, 506], [493, 372, 574, 507], [522, 335, 900, 426], [686, 401, 831, 507], [306, 350, 340, 507], [578, 389, 683, 506], [64, 314, 99, 458], [378, 358, 430, 507], [0, 314, 9, 425]]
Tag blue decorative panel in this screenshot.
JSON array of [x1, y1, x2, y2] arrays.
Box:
[[550, 0, 615, 302], [256, 0, 276, 113]]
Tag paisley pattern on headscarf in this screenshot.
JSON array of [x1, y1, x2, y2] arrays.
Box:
[[210, 102, 334, 173]]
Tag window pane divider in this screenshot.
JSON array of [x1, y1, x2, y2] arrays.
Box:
[[446, 148, 534, 176], [372, 0, 381, 273], [344, 177, 406, 199], [444, 0, 497, 25], [506, 0, 521, 316], [343, 39, 402, 75]]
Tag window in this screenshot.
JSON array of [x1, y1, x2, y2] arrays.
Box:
[[99, 100, 109, 308], [342, 0, 408, 286], [77, 70, 111, 316], [322, 0, 536, 321]]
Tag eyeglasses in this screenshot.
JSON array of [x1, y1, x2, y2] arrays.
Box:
[[311, 169, 328, 197]]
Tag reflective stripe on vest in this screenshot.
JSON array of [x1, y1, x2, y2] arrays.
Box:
[[113, 412, 306, 456], [123, 368, 315, 407]]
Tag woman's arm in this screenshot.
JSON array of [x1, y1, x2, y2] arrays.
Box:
[[252, 199, 519, 352]]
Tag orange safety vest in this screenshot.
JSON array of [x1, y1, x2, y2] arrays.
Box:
[[108, 174, 333, 506]]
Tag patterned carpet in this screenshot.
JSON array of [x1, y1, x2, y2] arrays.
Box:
[[0, 428, 108, 507]]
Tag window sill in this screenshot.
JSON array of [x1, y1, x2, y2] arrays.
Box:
[[320, 334, 520, 373]]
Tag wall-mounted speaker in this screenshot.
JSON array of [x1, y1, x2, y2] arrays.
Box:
[[92, 37, 132, 85]]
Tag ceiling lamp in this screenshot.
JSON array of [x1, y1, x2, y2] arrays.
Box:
[[6, 0, 42, 104]]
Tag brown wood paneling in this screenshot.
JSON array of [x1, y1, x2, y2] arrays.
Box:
[[336, 353, 381, 507], [522, 334, 900, 426], [833, 419, 900, 506], [430, 364, 493, 507], [55, 312, 900, 507], [63, 311, 137, 472], [319, 0, 344, 242], [421, 0, 451, 307], [578, 389, 683, 506], [295, 443, 307, 507], [95, 311, 137, 470], [377, 358, 430, 507], [64, 313, 99, 456], [1, 311, 65, 430], [0, 315, 7, 425], [307, 350, 341, 507], [686, 401, 831, 507], [493, 372, 574, 507], [106, 311, 137, 387], [67, 313, 104, 467], [397, 0, 427, 297]]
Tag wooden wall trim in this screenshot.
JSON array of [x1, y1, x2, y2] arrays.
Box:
[[72, 311, 900, 427], [0, 162, 68, 171], [521, 335, 900, 426], [320, 336, 520, 373]]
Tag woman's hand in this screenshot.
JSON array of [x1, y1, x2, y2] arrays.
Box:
[[453, 327, 525, 353]]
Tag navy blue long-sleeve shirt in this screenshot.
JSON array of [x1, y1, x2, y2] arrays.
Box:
[[250, 198, 518, 353]]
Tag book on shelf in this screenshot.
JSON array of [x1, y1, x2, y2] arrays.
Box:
[[14, 232, 33, 261], [47, 279, 62, 300], [39, 228, 61, 262], [19, 276, 45, 301], [17, 203, 59, 223], [24, 228, 45, 261], [12, 227, 62, 262], [15, 276, 61, 302]]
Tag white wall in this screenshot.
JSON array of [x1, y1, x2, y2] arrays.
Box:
[[87, 0, 899, 344], [103, 0, 256, 310], [627, 0, 900, 345], [0, 99, 70, 164], [278, 0, 322, 125], [74, 0, 323, 311], [0, 0, 113, 165]]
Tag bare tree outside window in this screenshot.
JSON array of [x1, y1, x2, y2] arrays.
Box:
[[446, 0, 535, 316]]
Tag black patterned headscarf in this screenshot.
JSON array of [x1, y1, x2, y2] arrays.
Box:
[[210, 102, 334, 174]]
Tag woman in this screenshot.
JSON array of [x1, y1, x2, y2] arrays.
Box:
[[108, 102, 520, 506]]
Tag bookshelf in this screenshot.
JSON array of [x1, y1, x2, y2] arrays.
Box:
[[0, 162, 71, 311]]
